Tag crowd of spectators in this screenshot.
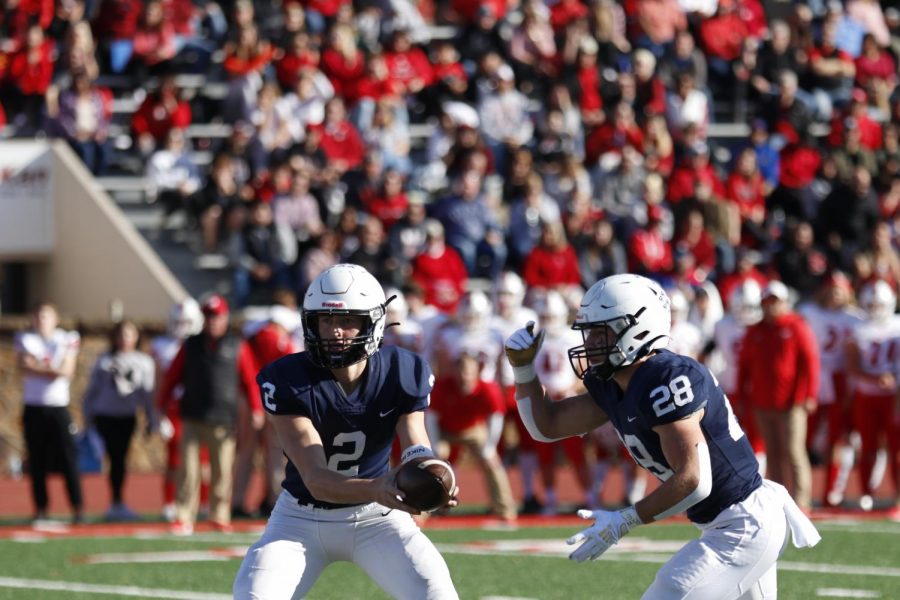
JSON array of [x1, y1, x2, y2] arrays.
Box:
[[0, 0, 897, 309]]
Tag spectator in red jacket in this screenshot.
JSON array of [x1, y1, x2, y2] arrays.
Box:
[[827, 88, 882, 151], [4, 0, 53, 42], [584, 101, 645, 167], [275, 31, 320, 90], [8, 23, 55, 134], [428, 351, 516, 521], [727, 147, 768, 247], [666, 141, 725, 204], [130, 0, 179, 78], [523, 220, 582, 292], [383, 28, 434, 97], [738, 280, 820, 511], [91, 0, 142, 73], [131, 73, 192, 155], [628, 205, 674, 275], [411, 219, 468, 314], [305, 96, 365, 174], [698, 0, 749, 87], [221, 24, 275, 121], [672, 208, 717, 280], [320, 24, 365, 100]]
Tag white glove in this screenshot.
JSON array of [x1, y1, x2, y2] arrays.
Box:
[[566, 506, 642, 563], [158, 416, 175, 441], [505, 321, 545, 383]]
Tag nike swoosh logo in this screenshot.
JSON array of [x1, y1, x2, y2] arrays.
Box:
[[627, 416, 637, 422], [380, 408, 396, 417]]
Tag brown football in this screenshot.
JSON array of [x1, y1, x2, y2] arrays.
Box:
[[394, 457, 456, 512]]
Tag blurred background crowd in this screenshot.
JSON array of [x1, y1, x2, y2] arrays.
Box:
[[2, 0, 900, 526]]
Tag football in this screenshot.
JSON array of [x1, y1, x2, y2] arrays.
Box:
[[394, 457, 456, 512]]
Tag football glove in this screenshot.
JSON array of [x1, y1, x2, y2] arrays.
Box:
[[505, 321, 546, 367], [566, 506, 642, 563]]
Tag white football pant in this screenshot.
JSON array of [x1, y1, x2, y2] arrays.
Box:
[[642, 480, 819, 599], [233, 491, 458, 600]]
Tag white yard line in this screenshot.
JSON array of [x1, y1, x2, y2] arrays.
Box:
[[816, 589, 881, 598], [0, 577, 231, 599]]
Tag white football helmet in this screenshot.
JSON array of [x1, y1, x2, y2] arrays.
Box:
[[859, 280, 897, 323], [167, 298, 203, 339], [569, 274, 671, 380], [493, 271, 526, 314], [536, 290, 569, 334], [728, 280, 762, 325], [457, 290, 493, 332], [302, 264, 388, 368], [668, 288, 689, 325]]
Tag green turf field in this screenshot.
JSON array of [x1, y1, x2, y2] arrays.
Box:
[[0, 518, 897, 599]]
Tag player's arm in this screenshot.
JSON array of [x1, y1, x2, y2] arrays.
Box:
[[270, 413, 412, 512], [636, 410, 711, 523], [506, 322, 608, 441], [17, 349, 76, 379], [397, 410, 460, 504]]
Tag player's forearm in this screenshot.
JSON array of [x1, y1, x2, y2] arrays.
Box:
[[303, 468, 384, 505], [634, 443, 712, 523], [515, 378, 558, 441]]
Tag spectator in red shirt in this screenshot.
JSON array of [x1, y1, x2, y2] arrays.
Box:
[[305, 96, 365, 175], [698, 0, 749, 87], [737, 280, 819, 510], [320, 24, 366, 100], [383, 28, 434, 97], [4, 0, 53, 42], [222, 24, 275, 121], [302, 0, 350, 33], [727, 147, 768, 247], [428, 351, 516, 521], [362, 168, 408, 230], [275, 31, 320, 90], [131, 73, 192, 155], [8, 23, 54, 134], [666, 141, 724, 204], [523, 220, 582, 292], [130, 0, 179, 78], [571, 36, 605, 128], [628, 205, 674, 275], [635, 0, 686, 59], [855, 32, 896, 101], [91, 0, 142, 73], [584, 101, 645, 167], [827, 88, 882, 151], [808, 15, 856, 120], [411, 219, 468, 314], [672, 208, 717, 280]]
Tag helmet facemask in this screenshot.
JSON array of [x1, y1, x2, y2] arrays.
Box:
[[302, 305, 386, 369], [568, 312, 649, 380]]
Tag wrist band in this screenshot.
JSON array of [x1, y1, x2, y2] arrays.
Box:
[[512, 364, 536, 384], [401, 444, 434, 464]]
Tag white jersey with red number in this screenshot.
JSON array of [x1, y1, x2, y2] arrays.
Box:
[[438, 324, 506, 383], [535, 328, 582, 399], [799, 303, 865, 403], [850, 315, 900, 396], [491, 307, 539, 387], [711, 315, 747, 395], [668, 320, 703, 359]]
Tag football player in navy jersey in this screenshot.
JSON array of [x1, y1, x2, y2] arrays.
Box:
[[233, 264, 459, 600], [505, 273, 820, 599]]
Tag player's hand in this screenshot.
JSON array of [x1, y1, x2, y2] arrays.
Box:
[[566, 507, 641, 563], [505, 321, 545, 367]]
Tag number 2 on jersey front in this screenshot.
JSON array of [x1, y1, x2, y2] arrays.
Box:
[[327, 431, 366, 476]]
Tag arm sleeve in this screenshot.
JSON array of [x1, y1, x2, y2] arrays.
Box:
[[239, 341, 263, 413], [158, 345, 186, 415]]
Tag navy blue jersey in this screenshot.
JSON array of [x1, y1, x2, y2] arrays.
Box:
[[584, 350, 761, 523], [257, 345, 434, 508]]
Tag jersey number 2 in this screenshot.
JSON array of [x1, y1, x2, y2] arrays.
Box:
[[650, 375, 694, 417], [327, 431, 366, 476]]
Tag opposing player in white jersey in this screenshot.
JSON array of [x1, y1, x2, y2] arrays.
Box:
[[151, 298, 204, 522], [489, 272, 541, 512], [798, 272, 864, 506], [532, 291, 593, 513], [667, 288, 703, 359], [702, 281, 765, 470], [506, 273, 820, 599], [436, 290, 505, 383], [846, 279, 900, 511], [382, 288, 426, 354]]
